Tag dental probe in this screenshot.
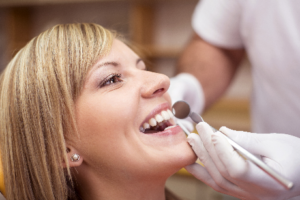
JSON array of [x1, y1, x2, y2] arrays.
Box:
[[172, 100, 294, 190]]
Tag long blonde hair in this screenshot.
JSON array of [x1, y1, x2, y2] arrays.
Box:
[[0, 23, 114, 200]]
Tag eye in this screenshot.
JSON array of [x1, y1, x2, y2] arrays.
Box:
[[100, 73, 122, 88]]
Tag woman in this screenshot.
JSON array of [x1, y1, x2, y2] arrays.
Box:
[[0, 23, 196, 200]]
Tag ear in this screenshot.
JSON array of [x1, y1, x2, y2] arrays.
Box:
[[62, 146, 83, 168]]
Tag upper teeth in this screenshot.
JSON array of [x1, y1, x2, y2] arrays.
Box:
[[161, 111, 170, 120], [142, 109, 174, 129]]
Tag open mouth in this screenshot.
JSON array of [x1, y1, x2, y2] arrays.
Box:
[[140, 109, 176, 134]]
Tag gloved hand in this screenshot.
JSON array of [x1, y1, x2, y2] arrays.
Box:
[[168, 73, 205, 131], [186, 122, 300, 200]]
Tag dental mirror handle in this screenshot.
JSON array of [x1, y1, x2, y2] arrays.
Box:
[[189, 112, 294, 190], [176, 121, 191, 136]]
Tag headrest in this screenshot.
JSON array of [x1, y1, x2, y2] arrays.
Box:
[[0, 154, 6, 197]]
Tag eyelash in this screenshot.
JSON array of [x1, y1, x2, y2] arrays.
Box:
[[99, 73, 122, 88]]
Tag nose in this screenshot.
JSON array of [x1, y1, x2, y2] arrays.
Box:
[[141, 71, 170, 98]]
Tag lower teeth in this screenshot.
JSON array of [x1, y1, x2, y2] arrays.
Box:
[[164, 125, 176, 131], [140, 127, 145, 133]]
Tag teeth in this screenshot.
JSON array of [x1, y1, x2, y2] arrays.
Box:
[[141, 109, 175, 131], [140, 127, 145, 132], [143, 122, 150, 129], [149, 118, 157, 127], [164, 125, 176, 130], [161, 110, 170, 120], [155, 114, 164, 123], [167, 109, 174, 118]]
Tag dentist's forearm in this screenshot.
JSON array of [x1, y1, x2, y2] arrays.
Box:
[[177, 33, 245, 109]]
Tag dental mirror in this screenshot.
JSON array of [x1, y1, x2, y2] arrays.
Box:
[[172, 100, 190, 119], [172, 100, 205, 126]]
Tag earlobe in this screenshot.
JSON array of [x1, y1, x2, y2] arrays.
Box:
[[63, 147, 83, 168], [70, 153, 80, 162]]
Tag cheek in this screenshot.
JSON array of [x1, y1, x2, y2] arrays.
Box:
[[76, 89, 137, 131], [164, 93, 172, 105], [75, 91, 139, 159]]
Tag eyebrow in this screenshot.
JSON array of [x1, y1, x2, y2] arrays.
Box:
[[86, 58, 144, 83], [96, 61, 119, 69], [96, 58, 142, 69]]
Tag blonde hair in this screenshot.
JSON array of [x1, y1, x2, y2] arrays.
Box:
[[0, 23, 114, 200]]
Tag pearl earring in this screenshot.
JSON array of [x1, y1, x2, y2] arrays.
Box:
[[71, 153, 80, 162]]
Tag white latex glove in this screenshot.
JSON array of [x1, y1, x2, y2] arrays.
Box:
[[186, 122, 300, 200], [168, 73, 205, 131]]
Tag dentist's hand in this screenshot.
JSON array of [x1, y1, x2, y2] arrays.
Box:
[[186, 122, 300, 200], [168, 73, 205, 131]]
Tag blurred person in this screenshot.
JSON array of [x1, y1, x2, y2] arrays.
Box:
[[168, 0, 300, 199], [174, 0, 300, 137], [0, 23, 196, 200]]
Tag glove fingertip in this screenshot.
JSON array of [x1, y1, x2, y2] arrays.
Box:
[[185, 163, 204, 174], [187, 133, 200, 146], [196, 122, 214, 135], [187, 132, 200, 140], [219, 126, 229, 132], [185, 163, 210, 181], [219, 126, 236, 137]]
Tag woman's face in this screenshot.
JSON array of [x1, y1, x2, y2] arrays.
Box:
[[74, 39, 196, 180]]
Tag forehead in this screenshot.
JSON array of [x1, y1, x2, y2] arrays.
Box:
[[85, 39, 139, 79], [95, 39, 138, 66]]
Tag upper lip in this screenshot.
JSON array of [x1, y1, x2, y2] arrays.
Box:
[[140, 102, 172, 127]]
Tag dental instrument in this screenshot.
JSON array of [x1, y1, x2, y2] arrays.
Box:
[[176, 120, 191, 136], [172, 100, 293, 190]]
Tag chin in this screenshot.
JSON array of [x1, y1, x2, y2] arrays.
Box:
[[163, 141, 197, 174], [176, 142, 197, 166]]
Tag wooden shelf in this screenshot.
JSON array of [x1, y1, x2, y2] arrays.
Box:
[[0, 0, 119, 7], [202, 98, 251, 131], [128, 2, 182, 59], [2, 1, 185, 60], [132, 45, 181, 59], [145, 46, 181, 58], [0, 0, 196, 7]]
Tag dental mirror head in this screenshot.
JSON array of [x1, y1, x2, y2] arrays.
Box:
[[172, 100, 191, 119]]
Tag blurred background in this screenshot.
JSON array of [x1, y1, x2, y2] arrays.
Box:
[[0, 0, 251, 199]]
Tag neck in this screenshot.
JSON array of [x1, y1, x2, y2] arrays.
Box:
[[75, 166, 168, 200]]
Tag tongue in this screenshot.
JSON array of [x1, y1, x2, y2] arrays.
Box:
[[144, 129, 159, 134], [144, 124, 169, 134]]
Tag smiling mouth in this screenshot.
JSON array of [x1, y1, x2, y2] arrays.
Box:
[[140, 109, 176, 134]]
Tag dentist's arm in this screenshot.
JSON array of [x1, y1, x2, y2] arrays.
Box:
[[186, 122, 300, 200], [177, 33, 244, 108], [169, 34, 244, 131]]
